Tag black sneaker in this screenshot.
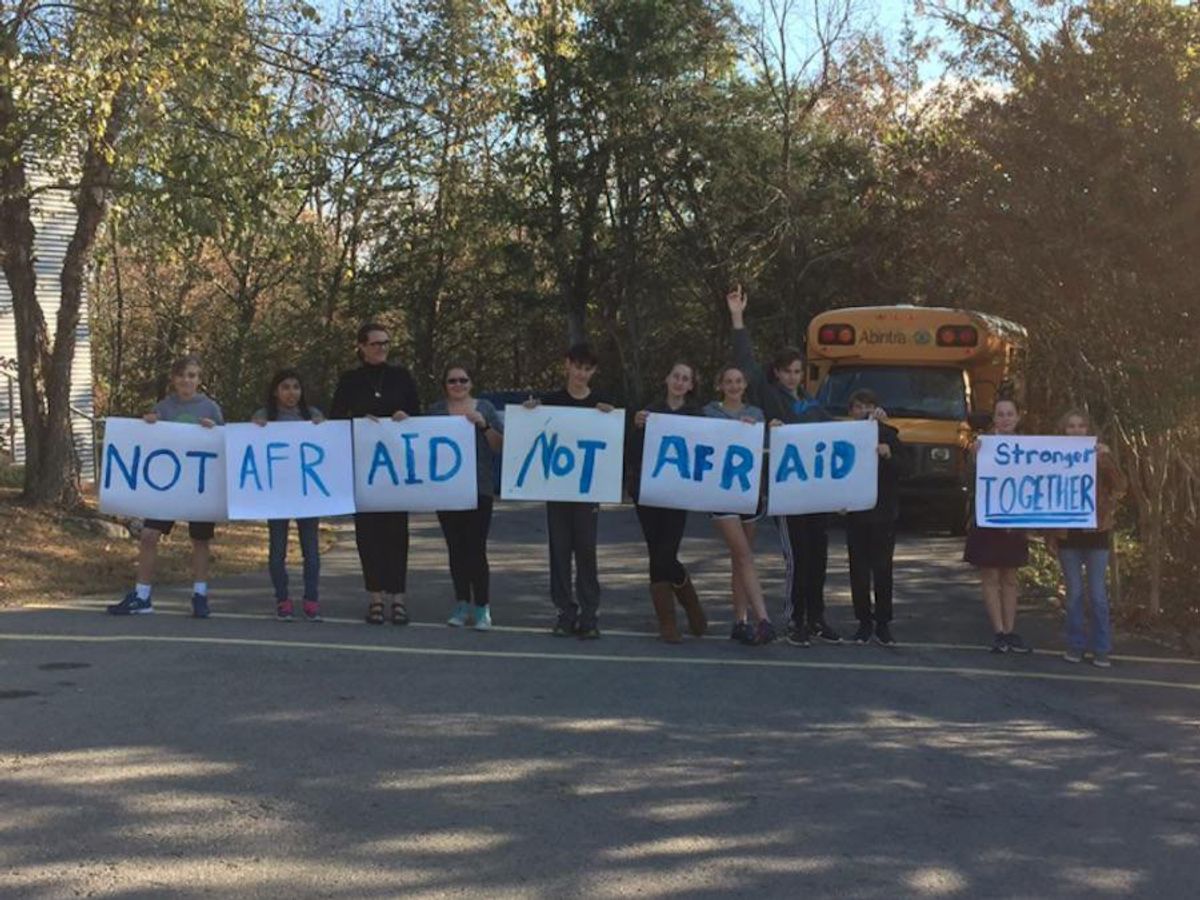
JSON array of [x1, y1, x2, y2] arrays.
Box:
[[552, 617, 578, 637], [577, 622, 600, 640], [874, 623, 896, 646], [752, 619, 777, 645], [990, 633, 1009, 654], [730, 621, 753, 643], [785, 623, 811, 647], [853, 622, 873, 644], [813, 620, 842, 644], [1005, 632, 1032, 654]]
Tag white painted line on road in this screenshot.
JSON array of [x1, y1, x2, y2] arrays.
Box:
[[14, 600, 1200, 668], [1, 631, 1198, 694]]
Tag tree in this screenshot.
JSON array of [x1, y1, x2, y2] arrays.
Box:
[[0, 0, 279, 505]]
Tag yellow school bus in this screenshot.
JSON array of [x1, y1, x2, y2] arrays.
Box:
[[806, 305, 1027, 532]]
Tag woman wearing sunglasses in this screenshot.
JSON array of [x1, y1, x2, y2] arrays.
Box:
[[426, 363, 504, 630]]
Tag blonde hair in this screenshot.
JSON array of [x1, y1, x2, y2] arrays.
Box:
[[1058, 408, 1093, 434]]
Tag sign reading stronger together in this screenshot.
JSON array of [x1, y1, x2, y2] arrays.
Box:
[[974, 435, 1098, 529]]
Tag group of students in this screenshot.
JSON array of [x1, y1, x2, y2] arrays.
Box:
[[106, 290, 1126, 667]]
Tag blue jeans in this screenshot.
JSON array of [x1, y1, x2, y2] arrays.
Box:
[[1059, 547, 1110, 654], [268, 518, 320, 602]]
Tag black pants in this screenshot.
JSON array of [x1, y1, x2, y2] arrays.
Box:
[[635, 503, 689, 584], [847, 518, 896, 625], [777, 513, 829, 628], [353, 511, 409, 594], [437, 496, 495, 606], [546, 501, 600, 625]]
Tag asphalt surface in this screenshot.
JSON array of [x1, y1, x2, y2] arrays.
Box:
[[2, 504, 1199, 898]]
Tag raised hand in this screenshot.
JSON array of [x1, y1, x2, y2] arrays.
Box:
[[726, 283, 747, 325]]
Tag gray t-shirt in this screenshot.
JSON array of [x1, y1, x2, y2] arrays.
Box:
[[425, 398, 504, 496], [702, 400, 765, 423], [154, 393, 225, 425], [251, 406, 323, 422]]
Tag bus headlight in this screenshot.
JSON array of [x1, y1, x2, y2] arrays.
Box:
[[930, 446, 952, 463]]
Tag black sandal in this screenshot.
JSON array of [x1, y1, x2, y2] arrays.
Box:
[[391, 598, 409, 626], [366, 598, 385, 625]]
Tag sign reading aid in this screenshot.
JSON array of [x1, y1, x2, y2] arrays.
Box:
[[637, 414, 765, 514], [224, 420, 356, 520], [767, 420, 879, 516], [352, 416, 478, 512], [100, 418, 228, 522], [974, 435, 1098, 528], [501, 405, 625, 503]]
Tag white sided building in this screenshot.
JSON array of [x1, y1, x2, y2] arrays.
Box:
[[0, 169, 96, 480]]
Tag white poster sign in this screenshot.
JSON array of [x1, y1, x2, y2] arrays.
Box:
[[975, 435, 1098, 528], [352, 416, 478, 512], [224, 420, 356, 520], [638, 414, 765, 514], [766, 420, 879, 516], [500, 405, 626, 503], [99, 418, 228, 522]]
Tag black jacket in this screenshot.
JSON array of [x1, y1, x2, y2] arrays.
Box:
[[849, 420, 905, 523], [330, 362, 421, 420], [732, 327, 830, 425]]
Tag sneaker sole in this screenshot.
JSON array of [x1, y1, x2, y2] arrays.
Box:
[[874, 638, 897, 647], [785, 638, 811, 647]]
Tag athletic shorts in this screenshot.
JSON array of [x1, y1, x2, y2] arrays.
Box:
[[143, 519, 215, 541]]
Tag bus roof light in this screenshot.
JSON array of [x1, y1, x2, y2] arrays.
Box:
[[818, 324, 855, 346], [938, 325, 977, 347]]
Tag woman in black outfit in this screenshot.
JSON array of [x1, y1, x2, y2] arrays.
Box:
[[627, 361, 708, 643], [330, 322, 421, 625]]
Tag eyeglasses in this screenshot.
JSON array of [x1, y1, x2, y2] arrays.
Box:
[[365, 340, 390, 348], [445, 377, 470, 385]]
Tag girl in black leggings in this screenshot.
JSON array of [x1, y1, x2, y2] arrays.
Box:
[[627, 362, 708, 643], [426, 363, 504, 631]]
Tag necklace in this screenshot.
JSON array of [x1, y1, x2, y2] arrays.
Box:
[[369, 367, 386, 400]]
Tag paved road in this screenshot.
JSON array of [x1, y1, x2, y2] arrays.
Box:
[[2, 504, 1199, 898]]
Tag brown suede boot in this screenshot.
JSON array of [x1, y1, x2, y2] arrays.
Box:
[[651, 582, 682, 643], [672, 574, 707, 637]]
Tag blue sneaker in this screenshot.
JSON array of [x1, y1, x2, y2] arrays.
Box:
[[447, 602, 471, 627], [107, 591, 153, 615], [191, 593, 211, 619], [473, 606, 492, 631]]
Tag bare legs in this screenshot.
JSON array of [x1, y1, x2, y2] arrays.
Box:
[[715, 518, 768, 622], [980, 566, 1019, 633]]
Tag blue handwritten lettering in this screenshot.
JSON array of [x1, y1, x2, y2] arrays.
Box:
[[104, 443, 140, 490], [720, 445, 754, 492], [367, 440, 399, 487], [429, 436, 463, 483], [652, 436, 691, 480], [143, 448, 182, 492], [299, 442, 329, 497], [239, 446, 264, 491]]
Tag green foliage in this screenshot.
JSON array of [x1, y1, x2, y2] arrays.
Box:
[[64, 0, 1198, 615]]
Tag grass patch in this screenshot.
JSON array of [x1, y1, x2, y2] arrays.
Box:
[[0, 487, 338, 607]]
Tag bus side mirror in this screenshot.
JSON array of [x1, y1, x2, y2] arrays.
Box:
[[968, 412, 992, 431]]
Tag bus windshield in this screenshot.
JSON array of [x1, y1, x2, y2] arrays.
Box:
[[816, 366, 967, 421]]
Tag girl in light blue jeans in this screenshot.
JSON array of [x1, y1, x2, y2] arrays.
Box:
[[1047, 410, 1127, 667], [253, 369, 325, 622]]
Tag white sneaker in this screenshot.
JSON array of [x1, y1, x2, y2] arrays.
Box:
[[474, 606, 493, 631], [447, 602, 470, 627]]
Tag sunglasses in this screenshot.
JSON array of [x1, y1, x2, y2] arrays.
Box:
[[445, 377, 470, 385], [365, 339, 390, 348]]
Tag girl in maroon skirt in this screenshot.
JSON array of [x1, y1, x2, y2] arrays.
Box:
[[964, 398, 1032, 654]]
